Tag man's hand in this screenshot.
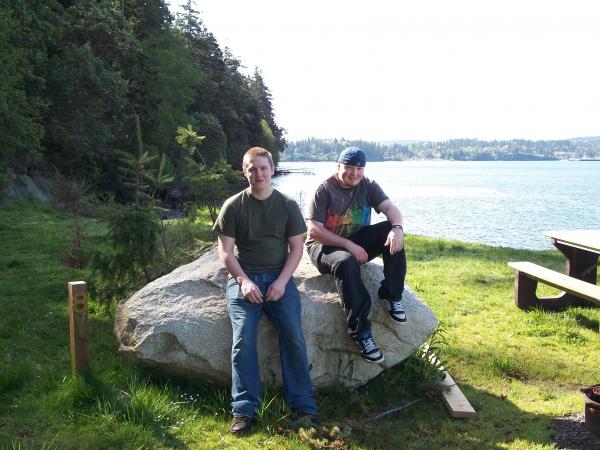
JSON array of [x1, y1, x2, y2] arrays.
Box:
[[384, 228, 404, 255], [348, 242, 368, 264], [265, 278, 287, 301], [239, 278, 263, 303]]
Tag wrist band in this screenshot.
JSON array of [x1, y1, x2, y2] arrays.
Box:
[[391, 224, 403, 230]]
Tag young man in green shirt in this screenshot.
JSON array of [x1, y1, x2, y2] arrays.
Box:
[[213, 147, 318, 435]]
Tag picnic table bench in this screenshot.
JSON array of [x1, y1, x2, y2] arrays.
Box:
[[508, 230, 600, 311]]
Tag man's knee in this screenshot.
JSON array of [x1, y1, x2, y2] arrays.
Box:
[[279, 326, 306, 350], [231, 317, 259, 349], [332, 254, 361, 278], [387, 247, 407, 265], [231, 334, 258, 364]]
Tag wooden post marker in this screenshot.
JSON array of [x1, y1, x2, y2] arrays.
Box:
[[68, 281, 90, 375]]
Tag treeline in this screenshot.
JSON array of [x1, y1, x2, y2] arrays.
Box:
[[284, 137, 600, 161], [281, 138, 394, 162], [1, 0, 284, 203]]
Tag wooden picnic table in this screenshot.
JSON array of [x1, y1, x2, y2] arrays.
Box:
[[508, 230, 600, 310], [543, 230, 600, 285]]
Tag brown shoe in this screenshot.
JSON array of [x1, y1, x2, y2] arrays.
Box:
[[230, 416, 253, 435]]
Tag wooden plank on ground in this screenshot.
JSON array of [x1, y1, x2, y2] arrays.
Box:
[[507, 261, 600, 303], [440, 371, 476, 418]]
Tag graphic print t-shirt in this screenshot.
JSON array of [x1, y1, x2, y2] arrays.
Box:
[[305, 175, 388, 246]]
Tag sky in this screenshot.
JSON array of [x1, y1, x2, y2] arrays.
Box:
[[168, 0, 600, 142]]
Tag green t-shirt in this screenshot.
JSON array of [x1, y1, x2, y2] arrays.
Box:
[[213, 188, 307, 274]]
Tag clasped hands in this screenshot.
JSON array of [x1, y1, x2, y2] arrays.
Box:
[[239, 277, 286, 304]]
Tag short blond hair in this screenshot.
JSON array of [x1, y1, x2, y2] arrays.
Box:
[[242, 147, 274, 170]]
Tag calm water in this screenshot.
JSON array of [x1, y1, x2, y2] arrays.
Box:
[[272, 160, 600, 250]]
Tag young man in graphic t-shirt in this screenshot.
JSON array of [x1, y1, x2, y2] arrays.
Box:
[[213, 147, 318, 435], [306, 147, 407, 363]]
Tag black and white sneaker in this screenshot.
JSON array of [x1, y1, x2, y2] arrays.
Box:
[[388, 299, 407, 325], [355, 330, 385, 363], [378, 286, 407, 325]]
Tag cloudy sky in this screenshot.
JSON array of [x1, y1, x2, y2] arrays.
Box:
[[168, 0, 600, 142]]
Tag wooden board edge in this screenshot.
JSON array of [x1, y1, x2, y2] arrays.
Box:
[[439, 371, 476, 418]]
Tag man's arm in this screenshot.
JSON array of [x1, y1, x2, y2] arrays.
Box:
[[265, 233, 305, 301], [306, 220, 369, 263], [217, 234, 263, 303], [377, 199, 404, 254]]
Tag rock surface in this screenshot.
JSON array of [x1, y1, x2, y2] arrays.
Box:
[[114, 247, 438, 389], [5, 172, 53, 203]]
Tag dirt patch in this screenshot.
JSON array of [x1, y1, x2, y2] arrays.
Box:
[[553, 413, 600, 450]]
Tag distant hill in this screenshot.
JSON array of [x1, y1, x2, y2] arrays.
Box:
[[282, 137, 600, 161], [568, 136, 600, 142], [378, 139, 427, 146]]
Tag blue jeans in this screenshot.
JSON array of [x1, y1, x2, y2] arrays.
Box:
[[226, 272, 318, 418]]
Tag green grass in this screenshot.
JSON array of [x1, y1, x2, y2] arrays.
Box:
[[1, 199, 599, 449]]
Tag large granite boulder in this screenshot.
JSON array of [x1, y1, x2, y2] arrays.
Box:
[[114, 248, 438, 389]]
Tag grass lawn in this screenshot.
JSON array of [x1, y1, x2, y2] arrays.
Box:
[[1, 200, 599, 449]]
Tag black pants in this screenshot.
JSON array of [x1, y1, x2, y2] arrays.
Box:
[[307, 221, 407, 338]]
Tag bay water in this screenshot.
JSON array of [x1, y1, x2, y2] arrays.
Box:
[[272, 160, 600, 250]]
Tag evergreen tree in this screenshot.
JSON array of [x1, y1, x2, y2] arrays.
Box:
[[1, 0, 287, 201], [122, 0, 172, 38], [0, 1, 57, 183], [250, 69, 285, 158], [42, 1, 137, 187]]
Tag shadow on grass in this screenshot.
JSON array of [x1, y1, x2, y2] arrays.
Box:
[[358, 385, 555, 449], [73, 363, 561, 450], [0, 305, 190, 448], [58, 371, 189, 449], [573, 311, 600, 332], [517, 306, 600, 334], [255, 380, 557, 450]]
